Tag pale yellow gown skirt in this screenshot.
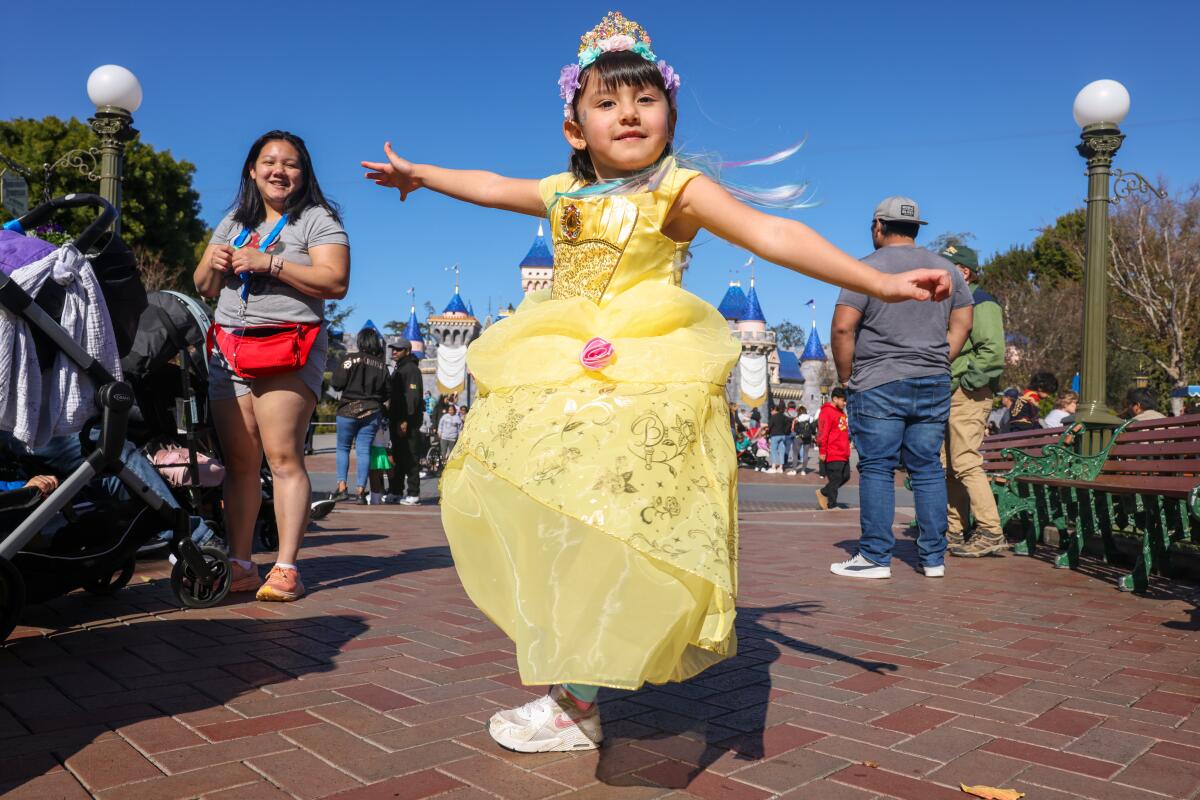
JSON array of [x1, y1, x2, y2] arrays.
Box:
[[440, 281, 741, 690]]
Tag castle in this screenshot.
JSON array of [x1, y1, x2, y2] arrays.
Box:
[[395, 225, 836, 412]]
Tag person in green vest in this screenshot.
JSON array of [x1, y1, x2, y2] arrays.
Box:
[[939, 245, 1008, 558]]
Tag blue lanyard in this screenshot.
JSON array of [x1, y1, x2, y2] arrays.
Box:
[[232, 214, 288, 301]]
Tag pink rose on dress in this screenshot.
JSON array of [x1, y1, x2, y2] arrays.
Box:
[[580, 337, 615, 370]]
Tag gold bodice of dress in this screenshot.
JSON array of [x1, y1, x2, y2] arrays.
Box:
[[537, 158, 700, 306]]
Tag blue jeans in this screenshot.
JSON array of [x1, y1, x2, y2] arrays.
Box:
[[335, 412, 381, 490], [848, 376, 950, 567], [768, 435, 788, 466]]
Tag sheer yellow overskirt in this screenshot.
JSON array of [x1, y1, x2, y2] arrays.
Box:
[[440, 281, 742, 689]]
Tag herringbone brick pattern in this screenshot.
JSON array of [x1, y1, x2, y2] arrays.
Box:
[[2, 464, 1198, 798]]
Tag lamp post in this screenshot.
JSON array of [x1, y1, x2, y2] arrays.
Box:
[[0, 65, 142, 232], [1072, 79, 1131, 450], [86, 65, 142, 236]]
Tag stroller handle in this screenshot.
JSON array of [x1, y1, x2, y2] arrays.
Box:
[[4, 194, 117, 254]]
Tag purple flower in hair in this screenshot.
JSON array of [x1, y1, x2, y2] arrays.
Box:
[[658, 60, 681, 101], [558, 63, 582, 104]]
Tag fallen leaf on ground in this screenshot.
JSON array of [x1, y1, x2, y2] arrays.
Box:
[[862, 761, 878, 768], [960, 784, 1025, 800]]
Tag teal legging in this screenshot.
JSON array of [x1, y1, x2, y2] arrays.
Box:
[[562, 683, 599, 703]]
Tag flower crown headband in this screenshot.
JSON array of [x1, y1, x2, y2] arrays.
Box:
[[558, 11, 681, 121]]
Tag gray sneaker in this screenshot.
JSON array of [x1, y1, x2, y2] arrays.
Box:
[[950, 530, 1009, 558]]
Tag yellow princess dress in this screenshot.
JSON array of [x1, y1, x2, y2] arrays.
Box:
[[440, 157, 742, 690]]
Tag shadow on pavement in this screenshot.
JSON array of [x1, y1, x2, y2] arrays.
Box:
[[299, 545, 453, 594], [595, 601, 898, 790], [0, 613, 370, 795]]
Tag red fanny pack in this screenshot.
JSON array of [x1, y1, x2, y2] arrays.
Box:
[[207, 322, 322, 380]]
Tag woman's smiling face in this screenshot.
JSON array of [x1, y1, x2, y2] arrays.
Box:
[[251, 139, 303, 207], [567, 77, 673, 180]]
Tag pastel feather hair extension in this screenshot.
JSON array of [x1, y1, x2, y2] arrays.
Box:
[[548, 140, 816, 211]]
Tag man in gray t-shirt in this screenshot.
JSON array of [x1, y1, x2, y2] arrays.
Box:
[[828, 196, 973, 581]]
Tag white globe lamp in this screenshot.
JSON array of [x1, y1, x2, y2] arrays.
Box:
[[86, 65, 143, 113], [1072, 79, 1129, 128]]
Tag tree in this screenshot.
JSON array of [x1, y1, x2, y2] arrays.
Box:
[[925, 231, 975, 254], [768, 320, 805, 349], [1105, 184, 1200, 398], [324, 301, 355, 331], [383, 320, 406, 335], [0, 116, 207, 291]]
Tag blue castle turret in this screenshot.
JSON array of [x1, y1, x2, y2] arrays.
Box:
[[443, 292, 469, 315], [801, 323, 825, 361], [403, 306, 425, 359], [521, 223, 555, 294], [743, 283, 766, 325], [717, 281, 749, 321]]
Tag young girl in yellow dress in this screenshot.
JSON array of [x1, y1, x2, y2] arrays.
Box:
[[363, 12, 949, 753]]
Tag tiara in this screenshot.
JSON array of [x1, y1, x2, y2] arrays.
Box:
[[558, 11, 681, 121]]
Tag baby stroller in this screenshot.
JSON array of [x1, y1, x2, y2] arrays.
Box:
[[120, 286, 330, 554], [0, 195, 231, 641], [121, 289, 226, 542], [422, 429, 443, 477]]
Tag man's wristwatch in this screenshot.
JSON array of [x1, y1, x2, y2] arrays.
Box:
[[269, 254, 284, 277]]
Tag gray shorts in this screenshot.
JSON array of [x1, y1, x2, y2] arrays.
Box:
[[208, 325, 328, 402]]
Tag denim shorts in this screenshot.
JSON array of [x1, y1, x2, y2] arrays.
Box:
[[208, 325, 327, 402]]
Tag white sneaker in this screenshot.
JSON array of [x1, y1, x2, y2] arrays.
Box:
[[785, 470, 797, 476], [489, 687, 602, 752], [830, 554, 891, 579], [400, 496, 420, 506], [923, 564, 945, 578]]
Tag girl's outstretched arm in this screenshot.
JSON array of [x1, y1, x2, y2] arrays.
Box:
[[670, 175, 951, 303], [362, 142, 545, 217]]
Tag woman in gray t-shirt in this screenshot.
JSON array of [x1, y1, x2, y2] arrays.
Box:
[[193, 130, 350, 603]]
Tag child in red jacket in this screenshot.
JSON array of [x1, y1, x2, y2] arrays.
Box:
[[816, 388, 850, 510]]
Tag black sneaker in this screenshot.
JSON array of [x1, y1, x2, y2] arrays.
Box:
[[329, 488, 349, 503]]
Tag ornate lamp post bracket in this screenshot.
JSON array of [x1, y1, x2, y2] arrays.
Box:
[[1111, 169, 1166, 203]]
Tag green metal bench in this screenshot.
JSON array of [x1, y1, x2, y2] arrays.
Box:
[[986, 421, 1131, 557], [1013, 414, 1200, 592]]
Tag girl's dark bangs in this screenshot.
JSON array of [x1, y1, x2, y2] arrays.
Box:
[[584, 50, 666, 94]]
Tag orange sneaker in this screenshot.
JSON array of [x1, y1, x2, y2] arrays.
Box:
[[229, 561, 261, 593], [255, 566, 305, 602]]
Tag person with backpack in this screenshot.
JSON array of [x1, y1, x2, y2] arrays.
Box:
[[787, 405, 816, 476]]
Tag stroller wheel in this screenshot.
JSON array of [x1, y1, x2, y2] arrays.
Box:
[[257, 517, 279, 551], [0, 558, 26, 643], [309, 498, 336, 522], [85, 556, 136, 596], [170, 545, 231, 609]]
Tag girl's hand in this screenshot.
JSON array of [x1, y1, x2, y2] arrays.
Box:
[[882, 269, 953, 302], [362, 142, 421, 201], [209, 244, 234, 273], [231, 248, 271, 275]]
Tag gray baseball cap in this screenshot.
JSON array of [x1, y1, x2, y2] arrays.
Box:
[[874, 196, 928, 225]]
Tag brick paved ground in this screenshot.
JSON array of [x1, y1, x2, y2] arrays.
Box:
[[3, 459, 1199, 799]]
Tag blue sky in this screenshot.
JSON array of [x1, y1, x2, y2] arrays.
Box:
[[3, 1, 1198, 338]]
